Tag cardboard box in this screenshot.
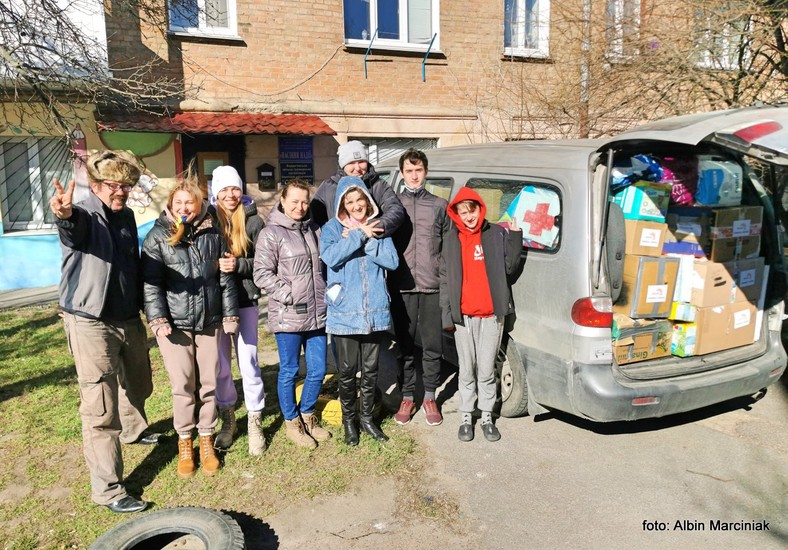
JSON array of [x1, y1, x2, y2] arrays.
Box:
[[673, 259, 735, 307], [663, 206, 711, 256], [625, 220, 666, 257], [724, 256, 766, 304], [611, 181, 672, 222], [671, 302, 757, 356], [696, 156, 743, 207], [612, 314, 672, 365], [709, 236, 761, 262], [708, 206, 762, 261], [614, 256, 680, 318]]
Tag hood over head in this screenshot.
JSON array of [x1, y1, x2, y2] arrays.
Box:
[[448, 186, 487, 234], [334, 176, 380, 227]]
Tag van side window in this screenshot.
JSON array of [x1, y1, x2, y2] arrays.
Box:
[[395, 177, 453, 200], [466, 178, 561, 252]]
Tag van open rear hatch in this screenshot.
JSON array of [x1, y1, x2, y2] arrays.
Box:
[[594, 105, 788, 379]]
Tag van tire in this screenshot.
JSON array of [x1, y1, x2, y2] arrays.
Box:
[[498, 335, 529, 418], [88, 506, 245, 550]]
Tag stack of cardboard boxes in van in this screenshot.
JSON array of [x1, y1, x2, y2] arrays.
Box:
[[610, 155, 768, 365]]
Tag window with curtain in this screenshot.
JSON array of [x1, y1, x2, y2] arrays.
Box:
[[344, 0, 439, 50], [504, 0, 550, 58], [0, 138, 72, 232], [606, 0, 641, 60], [168, 0, 238, 38]]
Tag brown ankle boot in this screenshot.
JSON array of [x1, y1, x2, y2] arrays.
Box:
[[301, 412, 332, 442], [285, 417, 317, 449], [177, 436, 196, 479], [199, 434, 221, 476]]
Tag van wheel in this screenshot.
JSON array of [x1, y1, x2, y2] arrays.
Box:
[[497, 336, 528, 418], [88, 507, 245, 550]]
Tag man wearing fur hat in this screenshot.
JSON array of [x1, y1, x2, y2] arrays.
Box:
[[311, 140, 405, 238], [49, 150, 155, 514]]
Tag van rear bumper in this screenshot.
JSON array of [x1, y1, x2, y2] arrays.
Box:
[[570, 330, 786, 422]]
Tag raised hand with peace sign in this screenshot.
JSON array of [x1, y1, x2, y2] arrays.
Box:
[[50, 178, 76, 220]]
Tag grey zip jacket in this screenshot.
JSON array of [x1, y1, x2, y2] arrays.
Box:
[[253, 205, 326, 333]]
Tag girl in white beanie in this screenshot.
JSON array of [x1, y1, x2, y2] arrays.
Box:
[[210, 165, 268, 456]]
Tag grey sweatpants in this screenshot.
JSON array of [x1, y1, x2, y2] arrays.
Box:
[[455, 315, 503, 414]]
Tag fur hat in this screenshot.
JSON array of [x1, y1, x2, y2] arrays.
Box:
[[86, 150, 142, 185], [337, 140, 368, 169], [211, 165, 243, 197]]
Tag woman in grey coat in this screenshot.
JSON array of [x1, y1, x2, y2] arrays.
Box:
[[254, 180, 330, 449]]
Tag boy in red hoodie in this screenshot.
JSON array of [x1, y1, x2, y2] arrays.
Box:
[[440, 188, 522, 442]]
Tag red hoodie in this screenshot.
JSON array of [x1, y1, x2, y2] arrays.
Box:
[[447, 187, 494, 318]]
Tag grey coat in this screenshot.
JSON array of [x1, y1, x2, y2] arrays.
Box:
[[253, 205, 326, 333], [390, 186, 449, 293]]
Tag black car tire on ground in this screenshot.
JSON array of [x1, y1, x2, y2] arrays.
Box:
[[88, 506, 245, 550], [497, 335, 529, 418]]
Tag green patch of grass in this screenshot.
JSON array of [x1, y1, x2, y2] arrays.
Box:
[[0, 304, 422, 549]]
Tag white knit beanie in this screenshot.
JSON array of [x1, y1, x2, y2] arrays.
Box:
[[337, 140, 369, 169], [211, 165, 243, 197]]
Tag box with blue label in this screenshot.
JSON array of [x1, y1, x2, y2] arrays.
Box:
[[611, 181, 672, 222]]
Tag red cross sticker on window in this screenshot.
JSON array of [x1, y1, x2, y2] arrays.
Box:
[[523, 202, 555, 236]]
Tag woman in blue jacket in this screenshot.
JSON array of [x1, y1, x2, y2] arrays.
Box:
[[320, 176, 399, 446]]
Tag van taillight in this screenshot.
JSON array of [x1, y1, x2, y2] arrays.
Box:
[[571, 297, 613, 328]]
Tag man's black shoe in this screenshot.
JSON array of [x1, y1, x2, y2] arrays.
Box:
[[105, 495, 148, 514], [132, 432, 161, 445], [458, 422, 474, 442], [481, 422, 501, 442]]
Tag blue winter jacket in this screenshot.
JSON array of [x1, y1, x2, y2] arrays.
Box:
[[320, 176, 399, 335]]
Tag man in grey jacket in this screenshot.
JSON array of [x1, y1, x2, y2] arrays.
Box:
[[388, 148, 449, 426], [50, 150, 155, 514]]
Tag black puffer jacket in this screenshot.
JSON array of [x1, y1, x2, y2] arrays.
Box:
[[142, 202, 239, 331], [209, 196, 265, 308]]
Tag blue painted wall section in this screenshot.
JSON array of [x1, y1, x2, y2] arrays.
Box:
[[0, 220, 156, 291], [0, 233, 61, 289]]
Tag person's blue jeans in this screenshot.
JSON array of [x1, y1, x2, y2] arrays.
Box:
[[275, 330, 327, 421]]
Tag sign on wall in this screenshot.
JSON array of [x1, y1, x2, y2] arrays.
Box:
[[279, 136, 314, 185]]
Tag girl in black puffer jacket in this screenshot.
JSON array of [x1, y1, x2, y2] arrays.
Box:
[[142, 176, 239, 479]]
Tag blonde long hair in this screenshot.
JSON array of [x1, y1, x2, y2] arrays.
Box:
[[215, 199, 250, 257], [166, 176, 203, 246]]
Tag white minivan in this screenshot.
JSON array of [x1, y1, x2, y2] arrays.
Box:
[[377, 105, 788, 422]]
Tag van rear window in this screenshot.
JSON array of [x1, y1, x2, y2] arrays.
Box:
[[466, 178, 561, 252]]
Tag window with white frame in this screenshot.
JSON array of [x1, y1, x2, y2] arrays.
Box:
[[694, 8, 749, 71], [504, 0, 550, 58], [0, 138, 71, 232], [343, 0, 440, 51], [606, 0, 640, 60], [168, 0, 238, 38]]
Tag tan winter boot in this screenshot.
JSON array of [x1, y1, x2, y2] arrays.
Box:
[[177, 436, 196, 479], [199, 434, 221, 476], [214, 407, 237, 449], [285, 417, 317, 449], [247, 411, 267, 456], [302, 412, 332, 442]]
